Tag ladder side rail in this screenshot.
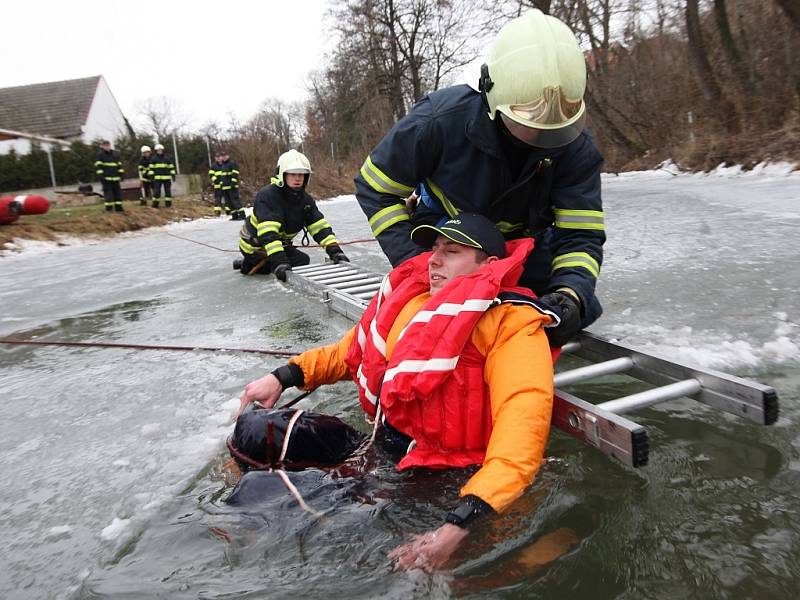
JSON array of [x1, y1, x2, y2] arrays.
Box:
[[553, 389, 649, 468], [574, 332, 778, 425]]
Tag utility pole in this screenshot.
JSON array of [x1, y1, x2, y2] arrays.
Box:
[[172, 133, 181, 174], [205, 136, 212, 168]]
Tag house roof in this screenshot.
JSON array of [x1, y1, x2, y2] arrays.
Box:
[[0, 76, 101, 139]]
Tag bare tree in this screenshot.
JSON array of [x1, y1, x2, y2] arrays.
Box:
[[134, 97, 190, 143]]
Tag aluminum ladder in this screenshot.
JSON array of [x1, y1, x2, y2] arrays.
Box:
[[285, 262, 779, 468]]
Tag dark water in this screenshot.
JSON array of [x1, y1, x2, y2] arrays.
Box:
[[1, 175, 798, 599]]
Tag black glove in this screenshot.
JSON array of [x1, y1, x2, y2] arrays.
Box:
[[537, 290, 582, 347], [273, 263, 291, 282], [326, 244, 350, 264]]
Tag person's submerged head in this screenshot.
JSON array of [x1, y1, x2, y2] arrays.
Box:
[[411, 213, 505, 295]]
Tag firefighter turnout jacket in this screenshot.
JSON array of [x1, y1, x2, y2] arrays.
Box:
[[239, 183, 341, 268], [147, 153, 176, 181], [94, 149, 124, 182], [355, 84, 605, 326], [217, 159, 240, 191]]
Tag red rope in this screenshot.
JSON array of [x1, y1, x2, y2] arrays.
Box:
[[163, 231, 378, 253], [0, 338, 297, 357]]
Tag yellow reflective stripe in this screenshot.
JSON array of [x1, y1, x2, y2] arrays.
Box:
[[265, 240, 284, 256], [368, 203, 409, 236], [239, 238, 258, 253], [552, 252, 600, 278], [256, 220, 281, 235], [554, 209, 605, 231], [96, 161, 121, 167], [318, 234, 337, 247], [307, 218, 330, 235], [359, 156, 414, 196], [424, 179, 459, 217], [495, 221, 524, 234]]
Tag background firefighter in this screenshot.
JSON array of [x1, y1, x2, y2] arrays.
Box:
[[94, 140, 125, 212], [237, 149, 349, 277], [137, 145, 152, 206], [218, 151, 244, 220], [147, 143, 176, 208]]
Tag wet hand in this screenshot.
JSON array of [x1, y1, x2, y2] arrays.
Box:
[[389, 523, 468, 572], [236, 373, 282, 418]]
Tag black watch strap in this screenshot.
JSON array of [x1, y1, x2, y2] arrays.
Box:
[[271, 364, 304, 391], [444, 494, 494, 529]]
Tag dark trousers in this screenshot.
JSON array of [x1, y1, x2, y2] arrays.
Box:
[[140, 180, 152, 200], [240, 245, 310, 274], [102, 181, 122, 210], [224, 188, 244, 219], [213, 189, 223, 214], [152, 180, 172, 206]]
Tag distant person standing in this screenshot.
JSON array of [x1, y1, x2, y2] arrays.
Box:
[[147, 143, 176, 208], [94, 140, 125, 212], [137, 145, 152, 206], [218, 151, 244, 220], [209, 151, 225, 217]]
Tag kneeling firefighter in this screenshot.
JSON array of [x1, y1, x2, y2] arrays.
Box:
[[237, 149, 349, 277]]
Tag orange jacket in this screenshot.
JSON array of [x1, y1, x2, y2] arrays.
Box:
[[288, 294, 553, 513]]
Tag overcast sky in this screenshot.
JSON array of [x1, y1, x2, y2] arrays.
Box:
[[3, 0, 329, 131]]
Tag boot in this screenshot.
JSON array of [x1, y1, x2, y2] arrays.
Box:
[[105, 205, 113, 212], [165, 200, 172, 208], [233, 258, 243, 271], [114, 204, 124, 212], [140, 198, 147, 206], [152, 200, 160, 208]]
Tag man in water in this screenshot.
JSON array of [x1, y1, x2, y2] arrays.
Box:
[[236, 214, 556, 570]]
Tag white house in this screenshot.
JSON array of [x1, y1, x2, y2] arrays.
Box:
[[0, 75, 129, 155]]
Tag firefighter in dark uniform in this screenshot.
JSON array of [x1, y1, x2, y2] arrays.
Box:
[[147, 143, 176, 208], [209, 151, 225, 217], [94, 140, 125, 212], [237, 149, 349, 277], [354, 9, 605, 347], [137, 145, 152, 206], [218, 151, 244, 220]]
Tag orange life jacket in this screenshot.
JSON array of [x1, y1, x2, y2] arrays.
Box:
[[344, 238, 542, 469]]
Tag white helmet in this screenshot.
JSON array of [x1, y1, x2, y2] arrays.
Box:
[[140, 145, 151, 154], [276, 149, 312, 187], [154, 143, 165, 151], [481, 9, 587, 148]]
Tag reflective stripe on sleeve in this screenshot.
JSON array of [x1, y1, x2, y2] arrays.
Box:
[[495, 221, 525, 234], [318, 234, 337, 247], [359, 156, 414, 196], [307, 218, 331, 236], [265, 240, 284, 256], [368, 203, 410, 237], [424, 179, 459, 217], [554, 209, 605, 231], [256, 220, 281, 236], [551, 252, 600, 278]]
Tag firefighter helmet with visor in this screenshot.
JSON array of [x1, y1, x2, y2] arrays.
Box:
[[481, 9, 587, 149]]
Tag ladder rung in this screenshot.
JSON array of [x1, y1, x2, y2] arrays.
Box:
[[554, 357, 634, 386], [335, 283, 381, 294], [597, 379, 702, 414]]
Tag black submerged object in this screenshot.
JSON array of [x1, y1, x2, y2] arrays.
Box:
[[228, 407, 364, 471]]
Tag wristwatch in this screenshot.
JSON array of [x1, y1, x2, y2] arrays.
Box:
[[444, 495, 493, 529]]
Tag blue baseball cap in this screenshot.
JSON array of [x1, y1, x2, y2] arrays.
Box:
[[411, 213, 506, 258]]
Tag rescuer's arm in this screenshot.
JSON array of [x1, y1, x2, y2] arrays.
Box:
[[355, 100, 440, 266], [544, 134, 605, 319], [249, 189, 290, 269], [303, 200, 348, 262]]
